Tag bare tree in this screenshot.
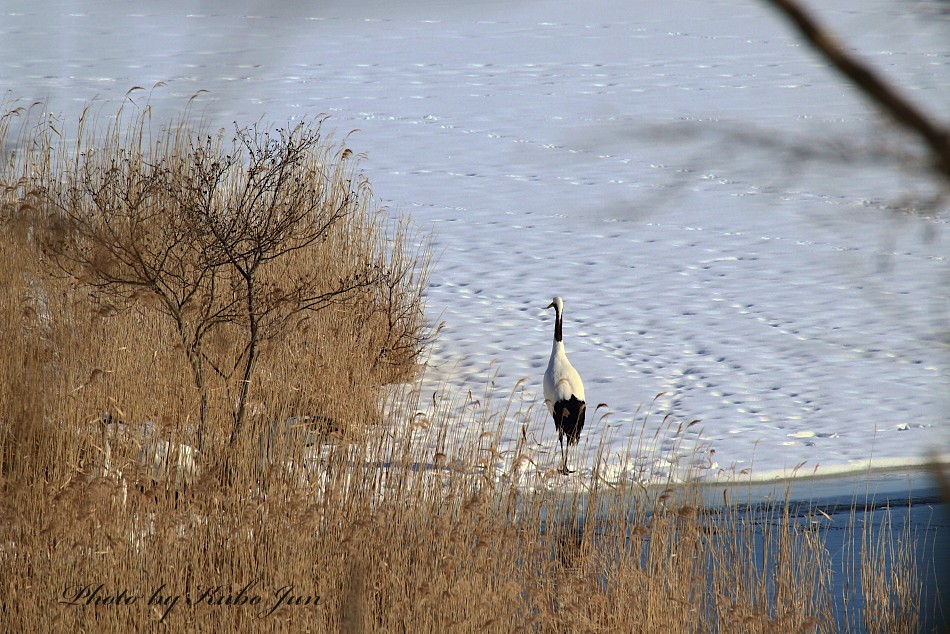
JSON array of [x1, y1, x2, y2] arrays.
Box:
[[171, 122, 383, 443], [41, 99, 385, 448]]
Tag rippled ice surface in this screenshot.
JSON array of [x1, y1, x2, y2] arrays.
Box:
[[3, 0, 947, 483]]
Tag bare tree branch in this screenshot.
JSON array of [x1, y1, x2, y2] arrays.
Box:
[[765, 0, 950, 181]]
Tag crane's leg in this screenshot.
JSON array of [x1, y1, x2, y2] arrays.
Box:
[[558, 432, 567, 474], [559, 433, 573, 475]]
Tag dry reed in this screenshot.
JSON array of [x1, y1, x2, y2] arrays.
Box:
[[0, 95, 932, 632]]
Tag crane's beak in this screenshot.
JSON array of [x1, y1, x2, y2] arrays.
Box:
[[545, 301, 555, 309]]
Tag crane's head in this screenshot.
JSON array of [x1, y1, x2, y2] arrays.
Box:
[[546, 296, 563, 312]]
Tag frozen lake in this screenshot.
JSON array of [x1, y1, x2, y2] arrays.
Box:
[[3, 0, 948, 483]]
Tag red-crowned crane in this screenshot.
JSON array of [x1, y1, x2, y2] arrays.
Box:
[[543, 296, 586, 474]]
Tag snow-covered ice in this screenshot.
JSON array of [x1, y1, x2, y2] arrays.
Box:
[[2, 0, 947, 484]]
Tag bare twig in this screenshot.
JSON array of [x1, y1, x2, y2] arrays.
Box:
[[764, 0, 950, 181]]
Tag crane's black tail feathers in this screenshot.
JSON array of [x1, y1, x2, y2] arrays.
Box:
[[553, 396, 586, 446]]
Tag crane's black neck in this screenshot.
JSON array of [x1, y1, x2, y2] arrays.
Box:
[[554, 308, 563, 342]]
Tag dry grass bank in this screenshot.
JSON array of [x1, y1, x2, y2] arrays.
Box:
[[0, 96, 932, 632]]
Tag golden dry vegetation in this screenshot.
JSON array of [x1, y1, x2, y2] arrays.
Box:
[[0, 96, 930, 632]]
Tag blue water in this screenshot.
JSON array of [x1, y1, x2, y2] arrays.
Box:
[[740, 474, 949, 632], [539, 470, 949, 630]]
